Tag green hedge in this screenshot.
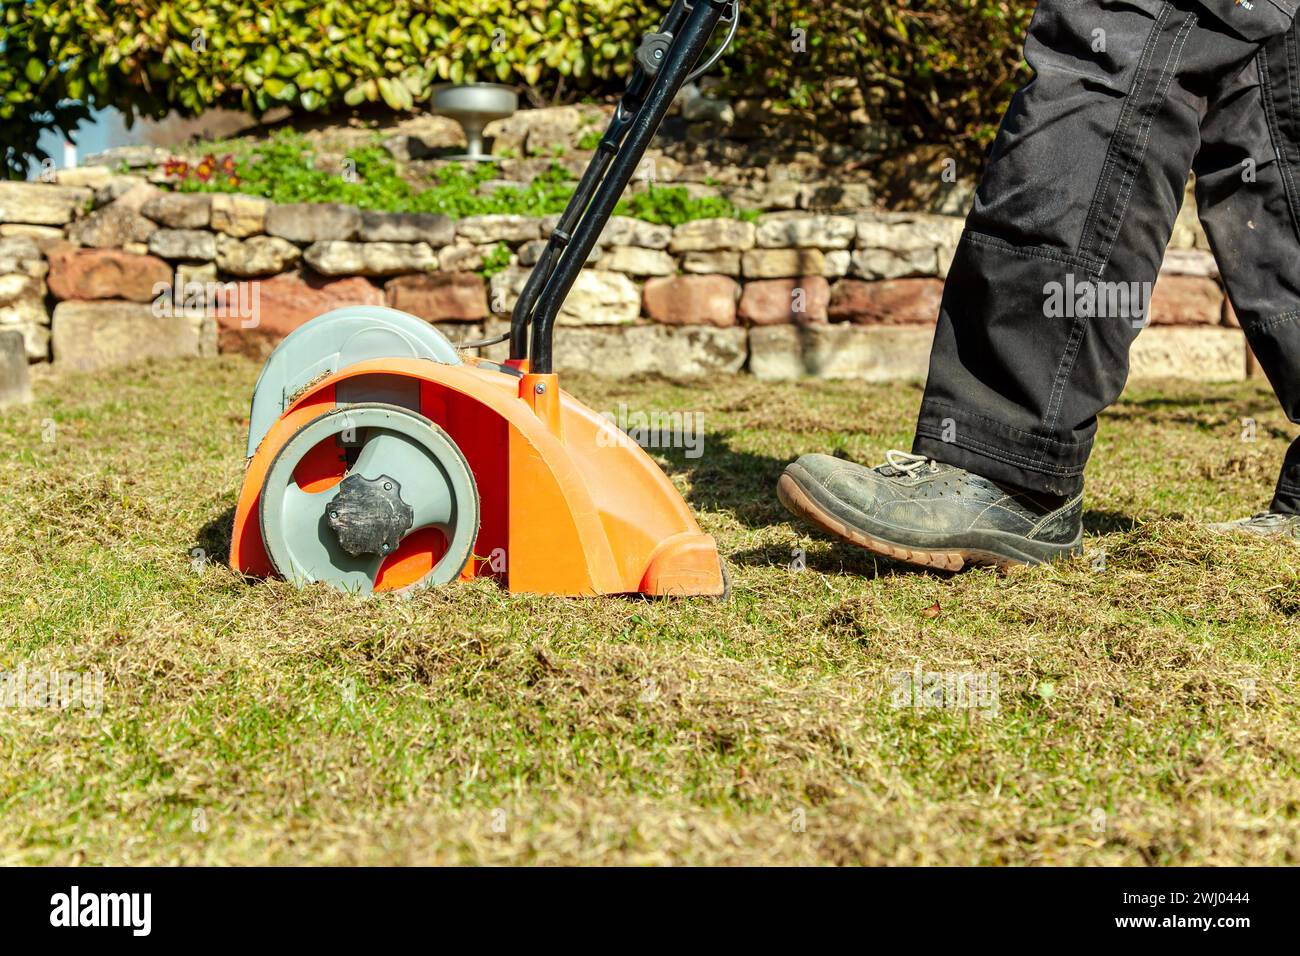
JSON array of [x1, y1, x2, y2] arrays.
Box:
[[1, 0, 665, 176], [1, 1, 1032, 178], [723, 2, 1032, 152]]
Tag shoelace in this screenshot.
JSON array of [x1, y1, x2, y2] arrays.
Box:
[[1247, 511, 1292, 525], [883, 449, 939, 476]]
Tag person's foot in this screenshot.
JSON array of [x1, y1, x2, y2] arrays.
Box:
[[1207, 511, 1300, 539], [777, 450, 1083, 571]]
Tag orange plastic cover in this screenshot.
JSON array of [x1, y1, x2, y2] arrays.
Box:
[[230, 358, 724, 597]]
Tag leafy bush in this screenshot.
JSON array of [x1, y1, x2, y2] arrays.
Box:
[[477, 241, 512, 279], [164, 130, 756, 223], [619, 183, 759, 226], [722, 1, 1033, 156], [1, 0, 664, 177], [1, 0, 1032, 178], [0, 4, 91, 177]]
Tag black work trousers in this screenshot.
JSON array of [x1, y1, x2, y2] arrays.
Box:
[[914, 0, 1300, 512]]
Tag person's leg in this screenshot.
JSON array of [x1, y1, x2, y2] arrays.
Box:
[[912, 0, 1257, 496], [1196, 20, 1300, 530], [781, 0, 1270, 569]]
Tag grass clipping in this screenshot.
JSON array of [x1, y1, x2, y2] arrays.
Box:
[[0, 358, 1298, 864]]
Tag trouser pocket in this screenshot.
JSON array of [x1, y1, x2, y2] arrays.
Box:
[[1192, 0, 1296, 41]]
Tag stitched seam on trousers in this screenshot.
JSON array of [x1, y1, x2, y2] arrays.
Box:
[[1036, 312, 1090, 465], [1260, 33, 1300, 246], [963, 230, 1102, 271], [1252, 308, 1300, 333], [1077, 3, 1170, 266], [1095, 13, 1196, 270], [915, 426, 1089, 476], [1279, 24, 1299, 221], [1260, 49, 1300, 236], [921, 399, 1095, 451], [1092, 11, 1187, 271]]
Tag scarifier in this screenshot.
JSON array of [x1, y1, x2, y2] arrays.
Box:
[[229, 0, 739, 597]]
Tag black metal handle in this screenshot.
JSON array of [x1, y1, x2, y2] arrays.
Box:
[[509, 0, 734, 372]]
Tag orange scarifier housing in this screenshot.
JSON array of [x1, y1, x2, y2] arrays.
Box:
[[230, 357, 726, 597], [233, 1, 740, 597]]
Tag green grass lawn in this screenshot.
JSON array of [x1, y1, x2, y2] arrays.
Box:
[[2, 356, 1298, 865]]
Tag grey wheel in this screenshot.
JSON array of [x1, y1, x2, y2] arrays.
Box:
[[259, 403, 480, 594]]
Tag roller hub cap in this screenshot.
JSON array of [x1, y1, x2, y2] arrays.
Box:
[[259, 403, 480, 593], [326, 474, 414, 557]]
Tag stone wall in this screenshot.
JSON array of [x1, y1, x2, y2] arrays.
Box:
[[0, 167, 1251, 384]]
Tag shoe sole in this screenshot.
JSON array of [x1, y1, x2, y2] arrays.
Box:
[[777, 472, 1075, 572]]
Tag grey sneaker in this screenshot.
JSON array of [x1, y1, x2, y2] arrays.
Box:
[[1207, 511, 1300, 538], [777, 450, 1083, 571]]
